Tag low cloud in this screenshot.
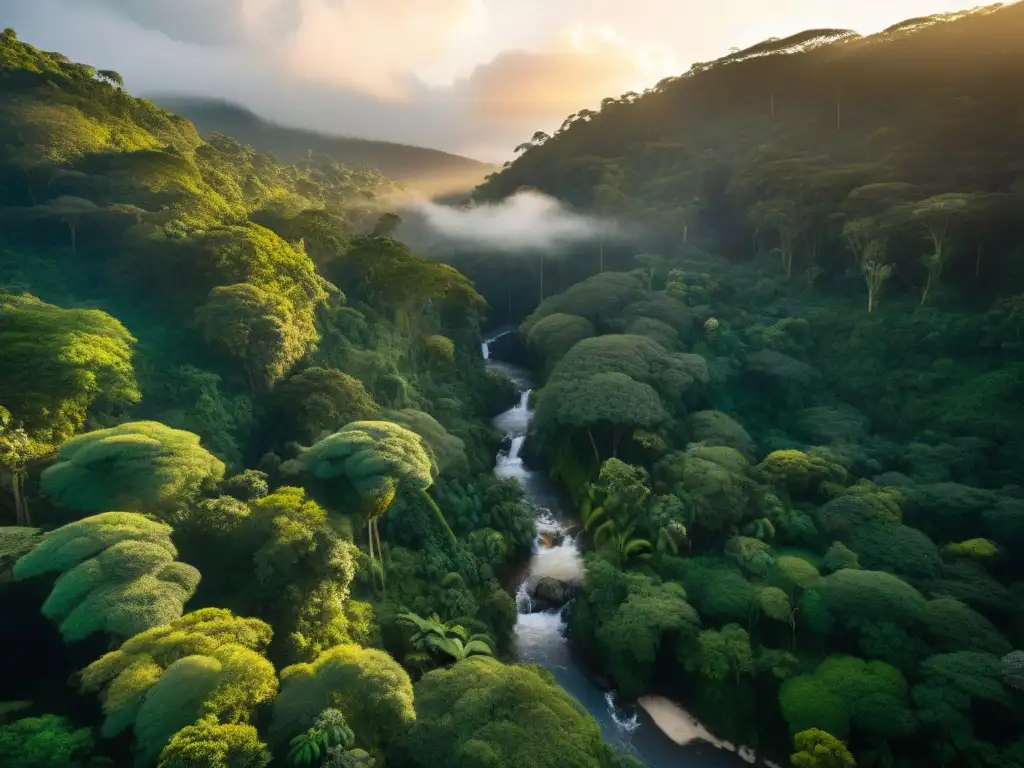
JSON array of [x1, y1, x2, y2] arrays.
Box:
[[411, 190, 619, 252]]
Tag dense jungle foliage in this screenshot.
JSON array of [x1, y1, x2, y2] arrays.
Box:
[[455, 2, 1024, 324], [445, 5, 1024, 766], [3, 2, 1024, 766], [0, 28, 641, 768]]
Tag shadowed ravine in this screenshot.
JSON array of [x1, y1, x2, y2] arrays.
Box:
[[482, 331, 755, 768]]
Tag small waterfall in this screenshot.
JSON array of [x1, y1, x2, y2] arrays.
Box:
[[515, 579, 534, 613], [606, 691, 641, 733], [508, 435, 525, 460], [481, 341, 490, 360], [517, 389, 531, 409]]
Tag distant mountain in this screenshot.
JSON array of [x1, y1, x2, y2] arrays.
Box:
[[151, 95, 498, 196]]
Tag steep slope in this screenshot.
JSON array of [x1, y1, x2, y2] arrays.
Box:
[[473, 2, 1024, 301], [0, 28, 488, 470], [153, 95, 498, 196]]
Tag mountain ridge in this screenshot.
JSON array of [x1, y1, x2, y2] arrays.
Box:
[[151, 94, 498, 197]]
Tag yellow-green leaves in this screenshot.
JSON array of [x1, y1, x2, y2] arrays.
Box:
[[0, 293, 138, 445], [41, 421, 224, 515], [13, 512, 200, 642], [80, 609, 276, 759]]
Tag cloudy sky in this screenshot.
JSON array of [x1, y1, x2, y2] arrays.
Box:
[[4, 0, 971, 161]]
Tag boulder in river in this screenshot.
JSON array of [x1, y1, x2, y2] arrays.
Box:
[[531, 576, 578, 610]]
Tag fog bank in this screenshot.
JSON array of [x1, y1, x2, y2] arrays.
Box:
[[410, 190, 619, 251]]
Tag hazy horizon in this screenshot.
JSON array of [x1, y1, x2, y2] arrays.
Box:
[[3, 0, 978, 162]]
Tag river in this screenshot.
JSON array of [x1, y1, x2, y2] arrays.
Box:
[[482, 332, 756, 768]]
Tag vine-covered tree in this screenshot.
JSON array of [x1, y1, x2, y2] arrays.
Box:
[[283, 420, 452, 592]]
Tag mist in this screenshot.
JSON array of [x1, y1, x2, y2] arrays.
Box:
[[410, 190, 620, 251]]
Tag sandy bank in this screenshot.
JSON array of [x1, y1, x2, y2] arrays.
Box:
[[637, 695, 725, 746], [637, 696, 772, 765]]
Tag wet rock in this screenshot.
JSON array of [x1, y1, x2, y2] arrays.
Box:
[[532, 576, 576, 610]]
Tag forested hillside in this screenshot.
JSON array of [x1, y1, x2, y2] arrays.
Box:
[[474, 2, 1024, 300], [448, 5, 1024, 766], [453, 1, 1024, 486], [0, 28, 643, 768], [153, 96, 498, 196]]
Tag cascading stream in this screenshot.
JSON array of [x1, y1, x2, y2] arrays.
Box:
[[482, 331, 758, 768]]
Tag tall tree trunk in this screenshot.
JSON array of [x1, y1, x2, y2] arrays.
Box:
[[367, 520, 379, 594], [587, 429, 601, 467], [11, 470, 29, 526], [374, 519, 386, 600], [21, 169, 36, 205]]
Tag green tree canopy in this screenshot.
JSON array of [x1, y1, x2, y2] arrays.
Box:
[[0, 292, 139, 444], [269, 644, 415, 753], [194, 282, 315, 392], [242, 486, 361, 663], [780, 655, 914, 741], [813, 569, 927, 630], [157, 715, 271, 768], [402, 656, 638, 768], [790, 728, 856, 768], [0, 714, 95, 768], [920, 597, 1012, 656], [519, 271, 647, 336], [534, 372, 668, 465], [525, 313, 596, 375], [686, 410, 756, 460], [274, 367, 380, 444], [545, 334, 708, 407], [13, 511, 200, 641], [79, 608, 277, 762], [40, 421, 225, 514], [286, 420, 435, 505], [656, 446, 756, 538], [584, 561, 700, 696], [686, 623, 755, 685], [383, 409, 468, 476], [283, 421, 452, 566]]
